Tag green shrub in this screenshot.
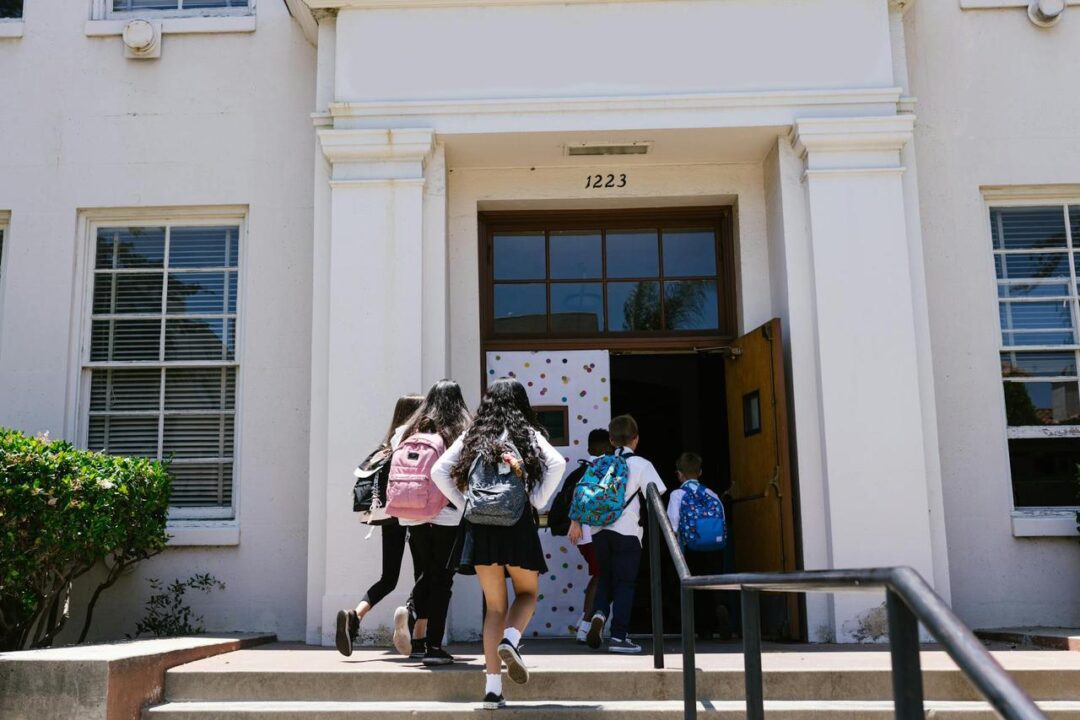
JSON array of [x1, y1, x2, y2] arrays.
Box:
[[0, 428, 171, 650], [132, 574, 225, 638]]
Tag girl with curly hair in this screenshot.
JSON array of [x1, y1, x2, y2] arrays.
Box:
[[431, 378, 566, 709]]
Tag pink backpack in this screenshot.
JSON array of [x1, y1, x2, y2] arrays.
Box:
[[385, 432, 449, 521]]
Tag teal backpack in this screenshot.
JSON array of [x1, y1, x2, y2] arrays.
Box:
[[568, 451, 636, 527]]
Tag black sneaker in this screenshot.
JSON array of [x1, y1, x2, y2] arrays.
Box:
[[409, 639, 426, 660], [482, 692, 506, 710], [496, 639, 529, 685], [335, 609, 358, 657], [586, 613, 605, 650], [422, 646, 454, 666], [608, 636, 642, 654]]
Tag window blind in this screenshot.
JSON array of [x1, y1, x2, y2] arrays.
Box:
[[993, 204, 1080, 506], [86, 225, 240, 510]]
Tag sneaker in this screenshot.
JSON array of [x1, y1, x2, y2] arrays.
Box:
[[496, 639, 529, 685], [409, 639, 426, 660], [585, 613, 605, 650], [335, 609, 358, 657], [575, 621, 588, 644], [608, 636, 642, 654], [422, 646, 454, 666], [392, 606, 411, 656], [482, 692, 506, 710]]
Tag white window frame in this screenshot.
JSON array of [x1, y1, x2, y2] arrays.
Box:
[[70, 207, 247, 532], [983, 186, 1080, 537], [92, 0, 255, 21], [0, 211, 9, 341]]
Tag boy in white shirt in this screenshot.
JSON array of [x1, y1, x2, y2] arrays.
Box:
[[569, 414, 666, 654], [667, 451, 729, 640]]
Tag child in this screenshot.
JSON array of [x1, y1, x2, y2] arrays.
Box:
[[570, 414, 665, 654], [667, 452, 729, 640], [559, 428, 610, 643], [335, 394, 424, 657], [394, 380, 471, 667], [431, 378, 566, 709]]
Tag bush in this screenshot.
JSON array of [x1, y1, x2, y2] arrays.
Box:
[[132, 574, 225, 638], [0, 428, 171, 650]]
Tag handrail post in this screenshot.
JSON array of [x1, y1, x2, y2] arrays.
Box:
[[741, 588, 764, 720], [886, 590, 924, 720], [649, 503, 664, 669], [681, 585, 697, 720]]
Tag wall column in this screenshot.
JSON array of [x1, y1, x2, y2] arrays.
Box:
[[308, 127, 440, 644], [792, 115, 942, 641]]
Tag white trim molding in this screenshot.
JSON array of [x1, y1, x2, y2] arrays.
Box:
[[792, 115, 915, 157], [1011, 510, 1080, 537], [961, 0, 1079, 8], [85, 15, 256, 36], [982, 184, 1080, 204], [167, 520, 241, 546], [0, 20, 24, 38]]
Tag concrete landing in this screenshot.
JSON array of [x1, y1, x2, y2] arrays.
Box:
[[977, 628, 1080, 652]]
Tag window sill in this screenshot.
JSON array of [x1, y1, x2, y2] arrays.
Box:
[[167, 520, 240, 546], [0, 21, 24, 39], [1011, 510, 1079, 537], [85, 15, 255, 37], [961, 0, 1079, 7]]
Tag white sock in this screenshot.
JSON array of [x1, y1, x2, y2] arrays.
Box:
[[485, 673, 503, 696], [502, 627, 522, 647], [578, 618, 591, 631]]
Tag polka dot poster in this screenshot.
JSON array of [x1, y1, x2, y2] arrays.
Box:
[[486, 350, 611, 637]]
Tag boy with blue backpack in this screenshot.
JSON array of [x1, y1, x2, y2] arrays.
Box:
[[667, 451, 730, 639], [568, 414, 665, 654]]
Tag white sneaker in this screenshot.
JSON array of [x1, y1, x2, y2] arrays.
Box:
[[585, 613, 605, 649], [575, 620, 589, 644], [392, 607, 411, 656], [608, 636, 642, 654]]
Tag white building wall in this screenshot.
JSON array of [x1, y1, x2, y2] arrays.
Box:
[[906, 2, 1080, 628], [0, 1, 316, 641]]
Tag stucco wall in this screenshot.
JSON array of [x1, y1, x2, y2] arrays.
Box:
[[0, 1, 316, 642], [906, 2, 1080, 628]]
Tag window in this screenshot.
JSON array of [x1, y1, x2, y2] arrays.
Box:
[[98, 0, 251, 19], [83, 222, 241, 517], [482, 209, 732, 341], [992, 204, 1080, 507], [0, 1, 21, 19], [534, 406, 570, 446], [112, 0, 247, 10]]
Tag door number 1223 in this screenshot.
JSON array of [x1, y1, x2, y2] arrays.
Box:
[[586, 173, 627, 189]]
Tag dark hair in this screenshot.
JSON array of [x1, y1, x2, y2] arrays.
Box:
[[608, 414, 639, 447], [676, 452, 703, 477], [587, 428, 611, 456], [450, 378, 545, 492], [401, 380, 471, 446], [381, 394, 424, 446]]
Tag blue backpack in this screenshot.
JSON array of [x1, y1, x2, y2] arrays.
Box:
[[676, 481, 727, 551], [568, 452, 635, 528]]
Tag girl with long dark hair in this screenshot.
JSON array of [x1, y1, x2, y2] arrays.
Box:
[[335, 394, 423, 658], [397, 380, 471, 667], [430, 378, 566, 709]]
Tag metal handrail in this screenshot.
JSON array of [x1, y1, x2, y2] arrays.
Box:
[[645, 484, 1048, 720]]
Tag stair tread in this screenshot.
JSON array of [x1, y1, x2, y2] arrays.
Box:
[[151, 700, 1080, 710]]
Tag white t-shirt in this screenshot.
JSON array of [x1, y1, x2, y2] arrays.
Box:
[[667, 479, 721, 530], [588, 447, 666, 542], [430, 428, 568, 519]]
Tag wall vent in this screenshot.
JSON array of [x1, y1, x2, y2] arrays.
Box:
[[565, 142, 651, 156]]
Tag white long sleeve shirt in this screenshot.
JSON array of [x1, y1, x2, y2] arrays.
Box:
[[430, 429, 567, 516], [587, 447, 666, 542]]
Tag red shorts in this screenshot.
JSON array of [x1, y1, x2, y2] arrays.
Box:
[[578, 542, 599, 577]]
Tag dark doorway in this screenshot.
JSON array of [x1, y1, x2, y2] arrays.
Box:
[[609, 352, 737, 638]]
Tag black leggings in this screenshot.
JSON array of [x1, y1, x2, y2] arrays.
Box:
[[407, 523, 458, 647], [361, 519, 421, 608]]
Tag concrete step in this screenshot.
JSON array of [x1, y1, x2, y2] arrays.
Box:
[[162, 643, 1080, 704], [146, 699, 1080, 720]]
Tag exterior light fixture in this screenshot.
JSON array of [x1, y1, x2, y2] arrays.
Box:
[[1028, 0, 1066, 27]]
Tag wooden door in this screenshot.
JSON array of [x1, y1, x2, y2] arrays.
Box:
[[724, 319, 800, 639]]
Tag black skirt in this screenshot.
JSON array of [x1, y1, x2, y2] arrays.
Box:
[[451, 508, 548, 575]]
